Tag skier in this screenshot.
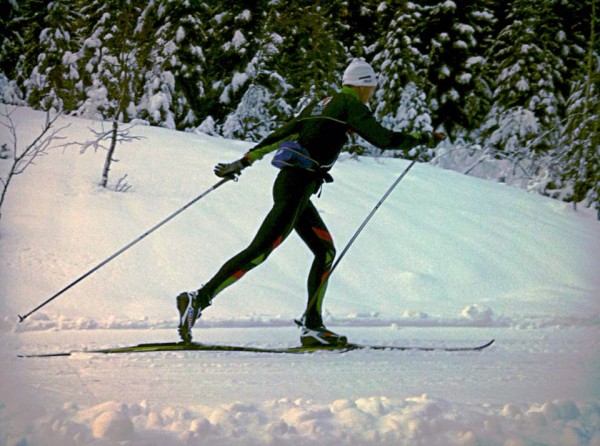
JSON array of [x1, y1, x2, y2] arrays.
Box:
[[177, 59, 445, 346]]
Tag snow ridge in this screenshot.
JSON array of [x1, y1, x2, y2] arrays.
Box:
[[7, 396, 600, 446]]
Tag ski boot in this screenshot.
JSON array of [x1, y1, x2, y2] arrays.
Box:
[[176, 289, 211, 344], [296, 317, 348, 348]]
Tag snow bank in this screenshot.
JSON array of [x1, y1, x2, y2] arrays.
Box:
[[2, 108, 599, 328], [2, 304, 515, 335], [8, 300, 593, 334], [4, 396, 599, 446]]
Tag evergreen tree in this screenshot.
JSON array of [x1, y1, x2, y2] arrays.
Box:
[[220, 29, 293, 140], [418, 0, 497, 137], [553, 0, 596, 98], [25, 0, 80, 111], [557, 0, 599, 212], [559, 76, 600, 208], [338, 0, 383, 58], [482, 0, 567, 155], [200, 2, 267, 129], [11, 0, 53, 98], [77, 0, 144, 121], [76, 0, 149, 188], [2, 0, 597, 209], [373, 1, 432, 140], [267, 0, 346, 112], [0, 0, 21, 81], [219, 0, 348, 140], [135, 0, 210, 129], [0, 0, 25, 104], [221, 83, 285, 140], [162, 1, 212, 130]]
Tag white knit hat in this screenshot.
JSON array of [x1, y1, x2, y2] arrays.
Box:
[[342, 59, 377, 87]]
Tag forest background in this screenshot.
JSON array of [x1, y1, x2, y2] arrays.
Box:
[[0, 0, 598, 212]]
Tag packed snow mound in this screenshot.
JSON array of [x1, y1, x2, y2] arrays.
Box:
[[10, 396, 600, 446]]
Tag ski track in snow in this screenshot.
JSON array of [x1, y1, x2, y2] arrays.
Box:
[[1, 107, 599, 445]]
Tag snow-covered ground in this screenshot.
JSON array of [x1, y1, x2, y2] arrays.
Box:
[[1, 107, 599, 445]]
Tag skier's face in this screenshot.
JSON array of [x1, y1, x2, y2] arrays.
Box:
[[365, 86, 376, 103], [357, 86, 376, 104]]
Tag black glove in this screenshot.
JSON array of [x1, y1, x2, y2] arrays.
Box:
[[214, 157, 251, 178]]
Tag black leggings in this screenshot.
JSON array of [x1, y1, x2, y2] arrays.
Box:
[[201, 168, 336, 327]]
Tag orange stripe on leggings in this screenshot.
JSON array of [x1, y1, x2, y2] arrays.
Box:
[[272, 235, 283, 249], [233, 269, 246, 279], [312, 227, 333, 243]]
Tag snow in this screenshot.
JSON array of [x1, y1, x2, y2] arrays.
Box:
[[466, 56, 485, 67], [457, 72, 472, 84], [175, 26, 185, 43], [455, 24, 475, 34], [441, 0, 456, 11], [236, 10, 251, 22], [227, 30, 247, 52], [516, 78, 529, 92], [213, 12, 227, 25], [1, 107, 599, 445], [0, 74, 23, 105]]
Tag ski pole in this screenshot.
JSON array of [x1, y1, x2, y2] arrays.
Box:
[[18, 177, 233, 323], [300, 158, 418, 322]]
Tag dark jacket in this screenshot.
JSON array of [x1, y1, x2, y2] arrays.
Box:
[[245, 86, 428, 169]]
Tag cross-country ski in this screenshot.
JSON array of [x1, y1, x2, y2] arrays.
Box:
[[19, 339, 495, 357]]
